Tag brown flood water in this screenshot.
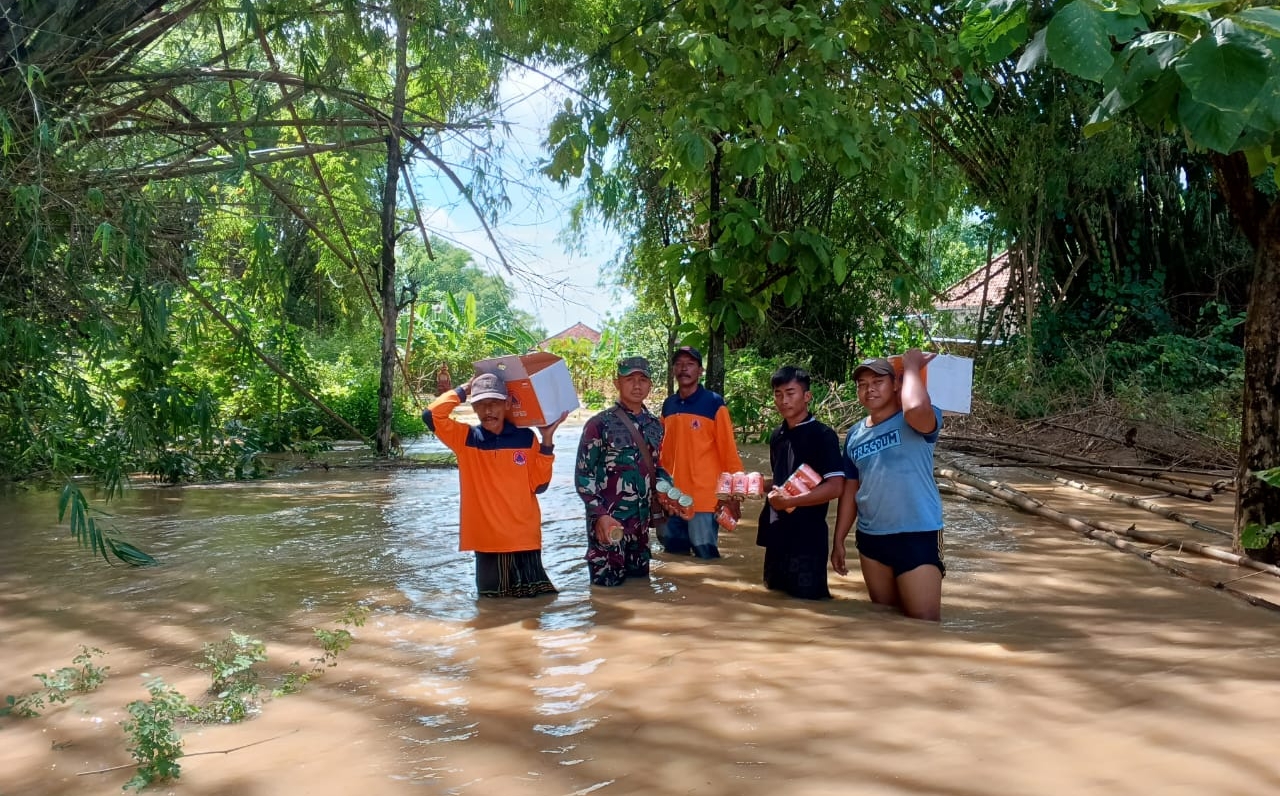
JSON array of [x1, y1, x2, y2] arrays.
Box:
[[3, 429, 1280, 796]]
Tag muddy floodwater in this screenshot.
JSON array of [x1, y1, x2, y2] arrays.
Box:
[[3, 427, 1280, 796]]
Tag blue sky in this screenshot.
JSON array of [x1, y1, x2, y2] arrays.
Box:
[[409, 67, 627, 336]]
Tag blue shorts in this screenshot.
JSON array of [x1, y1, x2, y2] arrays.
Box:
[[855, 529, 945, 577]]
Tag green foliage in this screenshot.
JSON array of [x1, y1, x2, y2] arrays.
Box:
[[722, 348, 790, 444], [122, 678, 197, 791], [977, 334, 1242, 447], [400, 291, 541, 405], [111, 607, 368, 786], [971, 0, 1280, 166], [194, 632, 267, 722], [311, 604, 369, 671], [58, 484, 156, 566], [1242, 468, 1280, 550], [0, 646, 102, 720], [36, 646, 110, 705], [546, 0, 965, 371], [0, 0, 529, 565], [323, 374, 423, 440], [276, 605, 370, 696]]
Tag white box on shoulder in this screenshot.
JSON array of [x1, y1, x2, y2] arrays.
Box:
[[925, 353, 973, 414], [888, 353, 973, 415], [473, 352, 580, 427]]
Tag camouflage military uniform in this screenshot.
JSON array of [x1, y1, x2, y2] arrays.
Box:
[[574, 402, 666, 586]]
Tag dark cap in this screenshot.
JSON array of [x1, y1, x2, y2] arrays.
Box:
[[852, 357, 895, 381], [468, 372, 508, 402], [671, 345, 703, 366], [616, 356, 652, 378]]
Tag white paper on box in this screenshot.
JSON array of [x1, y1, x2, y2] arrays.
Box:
[[887, 353, 973, 414], [473, 352, 580, 427], [924, 354, 973, 414]]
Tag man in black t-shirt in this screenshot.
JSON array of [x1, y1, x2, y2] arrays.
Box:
[[757, 366, 846, 600]]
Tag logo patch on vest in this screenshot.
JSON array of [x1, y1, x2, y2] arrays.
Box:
[[513, 451, 527, 465], [690, 419, 702, 430]]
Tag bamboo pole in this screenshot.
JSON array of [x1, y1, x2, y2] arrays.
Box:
[[944, 437, 1216, 501], [935, 464, 1280, 611], [1023, 469, 1232, 538], [937, 479, 1002, 505]]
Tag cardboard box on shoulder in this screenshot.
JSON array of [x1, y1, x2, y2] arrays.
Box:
[[887, 353, 973, 414], [473, 352, 580, 427]]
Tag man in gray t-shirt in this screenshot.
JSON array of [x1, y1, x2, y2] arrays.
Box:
[[832, 349, 945, 621]]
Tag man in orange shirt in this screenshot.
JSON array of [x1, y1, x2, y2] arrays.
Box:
[[424, 372, 568, 597], [660, 346, 744, 558]]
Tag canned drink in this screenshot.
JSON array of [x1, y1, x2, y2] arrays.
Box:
[[657, 479, 673, 495], [795, 463, 822, 489], [715, 471, 733, 499], [730, 471, 748, 497], [746, 471, 764, 498], [607, 526, 625, 544], [782, 474, 811, 497], [715, 506, 738, 531], [677, 494, 695, 520]]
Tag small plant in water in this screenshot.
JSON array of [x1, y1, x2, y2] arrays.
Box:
[[194, 632, 267, 723], [275, 605, 370, 696], [122, 677, 196, 791], [1, 646, 109, 718], [311, 605, 369, 671]]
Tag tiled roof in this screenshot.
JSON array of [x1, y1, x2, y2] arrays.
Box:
[[540, 322, 602, 345], [935, 251, 1012, 311]]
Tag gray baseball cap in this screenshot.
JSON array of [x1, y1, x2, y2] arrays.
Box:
[[469, 372, 508, 402], [852, 357, 894, 381]]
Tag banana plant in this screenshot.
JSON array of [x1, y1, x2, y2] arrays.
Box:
[[398, 291, 539, 392]]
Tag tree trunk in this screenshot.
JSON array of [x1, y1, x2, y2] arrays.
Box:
[[706, 277, 726, 394], [1236, 204, 1280, 562], [376, 20, 409, 456], [706, 132, 726, 394]]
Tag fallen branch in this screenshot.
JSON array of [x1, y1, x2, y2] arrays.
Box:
[[77, 729, 299, 776], [1033, 418, 1187, 463]]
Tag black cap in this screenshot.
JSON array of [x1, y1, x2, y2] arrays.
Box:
[[671, 345, 702, 366]]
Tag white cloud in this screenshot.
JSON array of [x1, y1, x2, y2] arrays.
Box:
[[407, 66, 629, 335]]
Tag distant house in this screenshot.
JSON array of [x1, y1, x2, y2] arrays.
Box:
[[538, 322, 601, 348], [929, 252, 1014, 344]]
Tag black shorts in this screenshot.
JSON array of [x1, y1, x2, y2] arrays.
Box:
[[855, 529, 945, 577]]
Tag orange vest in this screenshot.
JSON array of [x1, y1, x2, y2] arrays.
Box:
[[427, 390, 554, 552], [660, 385, 744, 512]]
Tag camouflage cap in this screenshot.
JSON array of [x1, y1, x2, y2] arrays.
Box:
[[617, 356, 652, 378]]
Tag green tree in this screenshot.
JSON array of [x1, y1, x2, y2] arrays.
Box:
[[963, 0, 1280, 554], [545, 1, 959, 391]]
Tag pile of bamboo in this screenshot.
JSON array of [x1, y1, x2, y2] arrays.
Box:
[[933, 452, 1280, 611]]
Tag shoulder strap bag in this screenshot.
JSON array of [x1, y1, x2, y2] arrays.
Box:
[[610, 406, 667, 527]]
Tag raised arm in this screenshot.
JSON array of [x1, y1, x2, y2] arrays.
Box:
[[423, 387, 469, 452], [899, 348, 938, 435]]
